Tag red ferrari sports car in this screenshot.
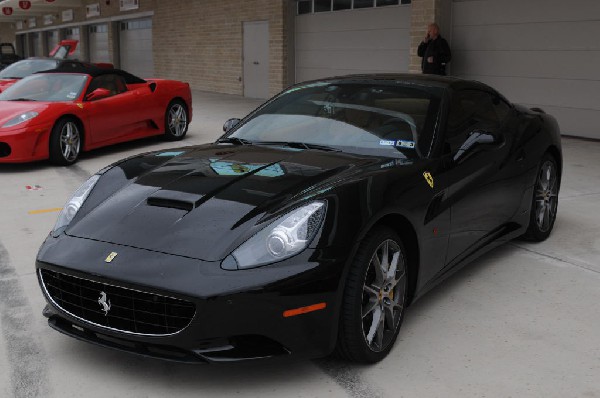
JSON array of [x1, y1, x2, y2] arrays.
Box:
[[0, 65, 192, 165]]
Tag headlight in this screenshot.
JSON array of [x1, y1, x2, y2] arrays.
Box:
[[3, 111, 38, 128], [52, 174, 100, 235], [224, 201, 326, 270]]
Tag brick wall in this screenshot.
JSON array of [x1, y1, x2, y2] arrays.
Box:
[[409, 0, 443, 73], [153, 0, 289, 97]]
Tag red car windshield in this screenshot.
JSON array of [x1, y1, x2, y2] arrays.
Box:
[[0, 59, 60, 79], [0, 73, 88, 102]]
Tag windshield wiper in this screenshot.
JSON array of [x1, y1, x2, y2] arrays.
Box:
[[1, 77, 22, 80], [217, 137, 253, 145], [8, 98, 36, 101], [257, 141, 341, 152]]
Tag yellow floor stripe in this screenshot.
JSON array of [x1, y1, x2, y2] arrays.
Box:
[[28, 208, 63, 215]]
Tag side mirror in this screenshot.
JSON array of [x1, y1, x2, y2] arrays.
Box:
[[453, 130, 501, 163], [85, 88, 111, 101], [223, 118, 241, 133]]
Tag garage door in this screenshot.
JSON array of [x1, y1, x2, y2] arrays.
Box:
[[63, 28, 81, 60], [45, 30, 59, 56], [88, 24, 109, 63], [119, 18, 154, 78], [30, 33, 40, 56], [451, 0, 600, 139], [295, 2, 411, 83]]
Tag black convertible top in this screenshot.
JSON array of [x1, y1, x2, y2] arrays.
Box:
[[37, 62, 147, 84]]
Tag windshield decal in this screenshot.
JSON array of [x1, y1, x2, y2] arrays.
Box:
[[396, 140, 415, 149], [379, 140, 395, 146]]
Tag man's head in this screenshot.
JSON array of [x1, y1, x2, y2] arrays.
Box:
[[427, 23, 440, 39]]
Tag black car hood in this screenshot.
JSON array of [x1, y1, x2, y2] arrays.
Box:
[[67, 144, 404, 261]]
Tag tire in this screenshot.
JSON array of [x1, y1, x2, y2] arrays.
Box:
[[49, 118, 82, 166], [335, 226, 408, 363], [164, 100, 188, 141], [521, 153, 559, 241]]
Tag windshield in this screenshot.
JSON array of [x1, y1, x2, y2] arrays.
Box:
[[0, 73, 88, 102], [0, 59, 59, 79], [228, 82, 442, 159]]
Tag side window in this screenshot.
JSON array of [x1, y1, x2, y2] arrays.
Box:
[[444, 90, 501, 154], [86, 74, 127, 97]]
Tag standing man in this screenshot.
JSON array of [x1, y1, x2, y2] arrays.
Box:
[[417, 23, 451, 76]]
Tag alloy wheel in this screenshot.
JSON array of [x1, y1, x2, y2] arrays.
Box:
[[168, 103, 187, 137], [60, 122, 80, 163], [534, 160, 558, 232], [361, 239, 406, 352]]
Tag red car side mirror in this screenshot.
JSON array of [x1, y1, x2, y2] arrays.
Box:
[[85, 88, 111, 101]]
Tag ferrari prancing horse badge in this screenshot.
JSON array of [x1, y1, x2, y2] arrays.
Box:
[[423, 172, 434, 188], [105, 252, 118, 263]]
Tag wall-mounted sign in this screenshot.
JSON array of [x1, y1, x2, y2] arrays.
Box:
[[120, 0, 139, 11], [43, 14, 55, 25], [16, 21, 23, 30], [86, 3, 100, 18], [2, 7, 13, 16], [62, 9, 73, 22], [28, 17, 36, 28], [19, 1, 32, 10]]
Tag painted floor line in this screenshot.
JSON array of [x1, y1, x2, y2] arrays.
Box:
[[28, 208, 62, 215]]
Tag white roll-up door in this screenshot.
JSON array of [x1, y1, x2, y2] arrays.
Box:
[[119, 18, 154, 78], [295, 4, 411, 82], [45, 30, 59, 56], [451, 0, 600, 139], [89, 24, 109, 63], [30, 33, 40, 56]]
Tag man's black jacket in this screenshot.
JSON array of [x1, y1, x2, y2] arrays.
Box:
[[418, 35, 451, 75]]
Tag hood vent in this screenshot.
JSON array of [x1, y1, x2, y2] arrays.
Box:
[[147, 190, 203, 212]]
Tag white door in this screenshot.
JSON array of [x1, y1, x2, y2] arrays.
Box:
[[63, 28, 81, 60], [243, 21, 269, 99], [45, 30, 59, 56], [451, 0, 600, 139], [295, 6, 411, 82], [30, 33, 40, 57], [119, 18, 154, 78], [89, 24, 109, 63]]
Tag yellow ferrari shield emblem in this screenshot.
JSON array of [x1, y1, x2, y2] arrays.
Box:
[[423, 172, 434, 188], [105, 252, 118, 263], [76, 103, 84, 109]]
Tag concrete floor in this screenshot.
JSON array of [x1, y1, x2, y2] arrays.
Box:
[[0, 90, 598, 398]]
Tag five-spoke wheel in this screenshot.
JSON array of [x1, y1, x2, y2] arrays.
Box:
[[336, 227, 407, 363], [522, 153, 560, 241], [164, 100, 188, 140], [49, 118, 81, 166]]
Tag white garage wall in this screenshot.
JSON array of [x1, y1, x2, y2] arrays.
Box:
[[296, 6, 411, 82], [451, 0, 600, 139]]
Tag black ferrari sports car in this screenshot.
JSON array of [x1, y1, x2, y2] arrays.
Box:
[[36, 74, 561, 363]]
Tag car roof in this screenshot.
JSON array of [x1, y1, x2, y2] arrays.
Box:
[[299, 73, 498, 93], [37, 63, 147, 84]]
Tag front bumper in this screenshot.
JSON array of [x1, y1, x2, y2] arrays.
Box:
[[36, 234, 345, 362], [0, 124, 52, 163]]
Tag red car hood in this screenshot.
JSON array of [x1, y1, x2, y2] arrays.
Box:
[[0, 79, 18, 93], [0, 101, 52, 126]]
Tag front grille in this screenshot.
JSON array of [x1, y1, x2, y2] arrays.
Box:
[[40, 269, 196, 336]]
